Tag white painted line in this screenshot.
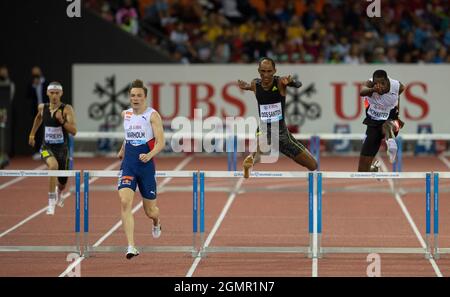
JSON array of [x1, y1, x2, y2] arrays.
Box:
[[312, 172, 318, 277], [59, 156, 193, 277], [0, 206, 48, 238], [312, 258, 318, 277], [0, 161, 121, 239], [186, 178, 244, 277], [438, 154, 450, 169], [0, 164, 46, 190], [377, 157, 443, 277]]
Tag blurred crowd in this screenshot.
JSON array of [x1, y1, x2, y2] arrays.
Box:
[[85, 0, 450, 64]]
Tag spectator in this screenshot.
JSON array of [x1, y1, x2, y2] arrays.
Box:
[[211, 40, 231, 63], [220, 0, 243, 24], [84, 0, 450, 65], [170, 22, 190, 54], [144, 0, 171, 30], [100, 1, 114, 22], [343, 44, 365, 64], [433, 46, 448, 63], [116, 0, 139, 35], [194, 33, 213, 62]]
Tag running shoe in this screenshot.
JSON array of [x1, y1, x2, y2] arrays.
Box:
[[57, 188, 68, 207], [126, 246, 139, 259], [386, 138, 398, 163], [152, 220, 162, 239], [46, 204, 55, 215]]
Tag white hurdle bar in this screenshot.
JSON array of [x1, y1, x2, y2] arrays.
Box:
[[0, 170, 81, 254], [316, 171, 432, 258], [82, 170, 199, 257], [198, 171, 315, 258], [433, 172, 450, 259]]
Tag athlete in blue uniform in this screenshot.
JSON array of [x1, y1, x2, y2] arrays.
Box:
[[117, 79, 165, 259]]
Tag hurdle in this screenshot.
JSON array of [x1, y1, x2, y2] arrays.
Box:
[[82, 170, 199, 257], [0, 170, 81, 254], [197, 171, 315, 258], [316, 171, 432, 258], [433, 172, 450, 259]]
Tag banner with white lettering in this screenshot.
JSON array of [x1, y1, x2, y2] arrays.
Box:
[[73, 64, 449, 133]]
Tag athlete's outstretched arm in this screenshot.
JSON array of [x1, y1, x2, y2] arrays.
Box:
[[139, 112, 165, 163], [281, 75, 302, 88], [28, 104, 44, 147], [237, 79, 256, 92]]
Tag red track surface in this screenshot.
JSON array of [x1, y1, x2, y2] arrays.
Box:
[[1, 154, 450, 276]]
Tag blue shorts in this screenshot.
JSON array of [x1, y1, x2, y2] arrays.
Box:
[[117, 142, 157, 200]]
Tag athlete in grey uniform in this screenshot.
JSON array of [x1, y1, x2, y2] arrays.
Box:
[[238, 58, 317, 178]]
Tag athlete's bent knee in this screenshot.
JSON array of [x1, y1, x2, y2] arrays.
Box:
[[48, 162, 58, 170]]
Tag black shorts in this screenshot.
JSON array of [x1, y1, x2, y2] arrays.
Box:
[[40, 144, 70, 184], [360, 120, 400, 157], [257, 125, 307, 159]]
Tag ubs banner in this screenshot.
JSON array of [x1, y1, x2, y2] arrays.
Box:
[[73, 64, 449, 133]]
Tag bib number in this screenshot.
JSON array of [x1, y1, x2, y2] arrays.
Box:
[[260, 103, 283, 123], [45, 126, 64, 144]]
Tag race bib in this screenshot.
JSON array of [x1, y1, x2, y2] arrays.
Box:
[[125, 124, 147, 146], [259, 103, 283, 123], [44, 126, 64, 144], [367, 104, 390, 121]]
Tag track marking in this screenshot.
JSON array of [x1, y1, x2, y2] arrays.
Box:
[[59, 156, 193, 277], [0, 161, 121, 238], [186, 178, 244, 277], [438, 154, 450, 169], [0, 164, 46, 190], [312, 171, 318, 277], [377, 157, 443, 277], [312, 258, 318, 277]]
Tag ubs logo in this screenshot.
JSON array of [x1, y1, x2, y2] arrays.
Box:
[[285, 75, 321, 127], [90, 75, 130, 129]]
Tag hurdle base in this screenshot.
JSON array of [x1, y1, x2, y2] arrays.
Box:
[[87, 245, 196, 254], [0, 246, 80, 253], [202, 246, 310, 258], [320, 247, 428, 256], [434, 248, 450, 259], [433, 236, 440, 259]]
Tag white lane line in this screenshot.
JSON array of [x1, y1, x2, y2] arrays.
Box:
[[59, 156, 193, 277], [0, 164, 47, 190], [377, 157, 443, 277], [438, 154, 450, 169], [312, 171, 318, 277], [186, 178, 244, 277], [0, 161, 121, 238], [312, 258, 318, 277]]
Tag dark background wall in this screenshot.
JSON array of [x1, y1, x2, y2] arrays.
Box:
[[0, 0, 171, 155]]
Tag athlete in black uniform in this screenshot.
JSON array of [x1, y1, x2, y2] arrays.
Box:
[[238, 58, 317, 178], [29, 82, 77, 214], [358, 70, 405, 172]]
